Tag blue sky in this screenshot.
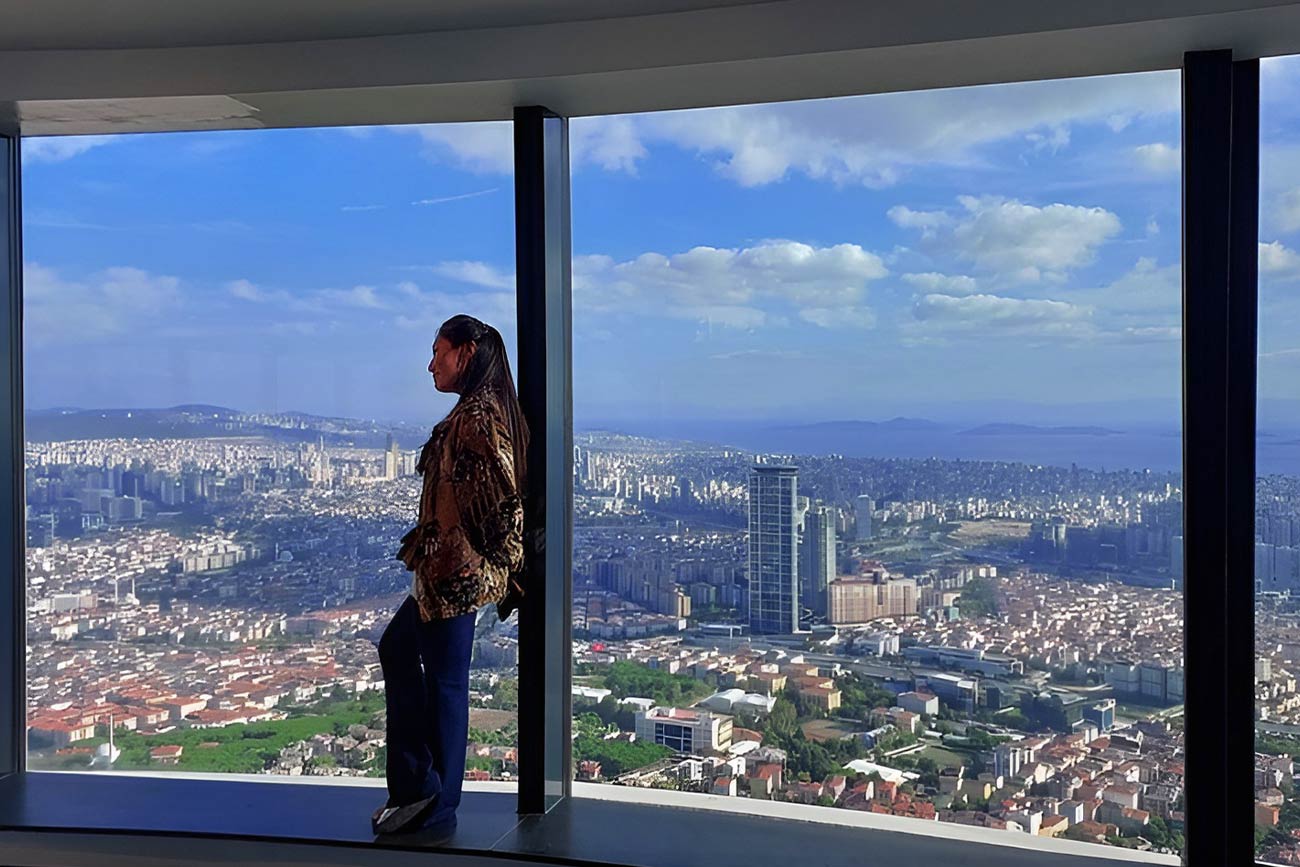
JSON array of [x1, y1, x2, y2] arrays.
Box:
[[18, 61, 1300, 430]]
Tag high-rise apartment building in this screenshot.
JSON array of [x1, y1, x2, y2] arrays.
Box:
[[748, 465, 799, 634], [855, 494, 874, 542], [384, 433, 399, 480], [799, 503, 836, 618], [827, 572, 917, 625]]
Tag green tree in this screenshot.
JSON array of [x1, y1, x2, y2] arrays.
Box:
[[768, 697, 798, 739], [999, 708, 1033, 731], [957, 577, 1000, 617], [1145, 816, 1171, 848], [487, 677, 519, 710], [601, 661, 711, 705], [572, 734, 671, 776]]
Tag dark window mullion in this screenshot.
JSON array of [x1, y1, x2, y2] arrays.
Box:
[[0, 123, 22, 779], [1182, 49, 1259, 866], [514, 105, 573, 815]]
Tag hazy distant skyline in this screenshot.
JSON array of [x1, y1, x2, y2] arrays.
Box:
[[18, 59, 1300, 430]]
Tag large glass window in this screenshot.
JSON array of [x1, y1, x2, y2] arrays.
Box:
[[1255, 54, 1300, 864], [570, 71, 1183, 858], [21, 123, 522, 786]]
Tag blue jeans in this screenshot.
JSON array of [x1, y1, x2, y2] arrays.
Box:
[[377, 594, 476, 825]]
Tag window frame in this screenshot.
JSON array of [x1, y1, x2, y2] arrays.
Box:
[[0, 52, 1267, 867]]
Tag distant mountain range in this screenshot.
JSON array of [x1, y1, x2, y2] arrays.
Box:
[[577, 415, 1190, 473], [25, 404, 429, 449], [767, 419, 1123, 437], [22, 406, 1300, 475], [958, 423, 1123, 437], [767, 417, 950, 435]]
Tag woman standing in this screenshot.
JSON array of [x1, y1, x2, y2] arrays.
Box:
[[372, 315, 528, 837]]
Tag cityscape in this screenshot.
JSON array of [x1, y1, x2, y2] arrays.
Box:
[[23, 404, 1243, 861], [18, 54, 1300, 865]]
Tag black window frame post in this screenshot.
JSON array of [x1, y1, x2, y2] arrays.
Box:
[[513, 105, 574, 815], [1181, 49, 1259, 865], [0, 117, 22, 781]]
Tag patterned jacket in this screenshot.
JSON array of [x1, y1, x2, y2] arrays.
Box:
[[397, 390, 525, 622]]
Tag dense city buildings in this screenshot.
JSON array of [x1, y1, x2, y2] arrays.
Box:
[[20, 415, 1205, 859]]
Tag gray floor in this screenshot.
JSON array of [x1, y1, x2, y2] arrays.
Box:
[[0, 772, 1163, 866]]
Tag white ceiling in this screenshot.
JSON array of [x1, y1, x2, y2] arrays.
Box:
[[0, 0, 762, 51], [5, 0, 1300, 134]]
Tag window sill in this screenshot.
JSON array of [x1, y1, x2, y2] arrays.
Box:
[[0, 771, 1177, 867]]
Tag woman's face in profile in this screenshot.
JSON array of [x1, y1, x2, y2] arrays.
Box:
[[429, 336, 475, 393]]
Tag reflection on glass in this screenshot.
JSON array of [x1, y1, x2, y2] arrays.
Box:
[[1255, 55, 1300, 865], [572, 71, 1183, 860], [21, 124, 521, 787]]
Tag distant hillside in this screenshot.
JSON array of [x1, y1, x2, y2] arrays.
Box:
[[958, 423, 1122, 437], [24, 405, 429, 449], [768, 417, 953, 435]]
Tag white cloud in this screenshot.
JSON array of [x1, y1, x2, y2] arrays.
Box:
[[400, 118, 647, 176], [226, 278, 264, 301], [23, 135, 120, 164], [1118, 325, 1181, 342], [402, 122, 514, 174], [902, 272, 978, 294], [237, 279, 390, 314], [405, 72, 1178, 188], [575, 240, 886, 329], [708, 349, 805, 361], [936, 196, 1122, 280], [989, 256, 1181, 343], [24, 263, 181, 345], [1025, 126, 1070, 153], [800, 307, 877, 329], [392, 286, 517, 336], [1274, 188, 1300, 235], [1133, 142, 1180, 173], [431, 261, 516, 290], [899, 258, 1180, 347], [571, 70, 1178, 187], [887, 206, 952, 236], [1261, 241, 1300, 278], [99, 267, 180, 310], [572, 116, 647, 173], [911, 292, 1093, 337], [1071, 257, 1180, 315], [683, 305, 772, 330], [321, 285, 386, 309]]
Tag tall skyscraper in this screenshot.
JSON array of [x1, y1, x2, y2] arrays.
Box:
[[855, 494, 874, 542], [748, 465, 800, 634], [799, 503, 836, 618], [384, 433, 399, 480]]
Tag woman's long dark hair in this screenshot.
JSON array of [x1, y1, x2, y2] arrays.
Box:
[[436, 314, 528, 493]]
